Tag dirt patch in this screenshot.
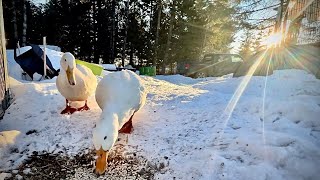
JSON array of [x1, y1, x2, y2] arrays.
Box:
[[4, 146, 165, 180]]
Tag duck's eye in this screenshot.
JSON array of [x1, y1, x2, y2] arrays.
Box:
[[64, 59, 66, 61], [104, 136, 107, 140]]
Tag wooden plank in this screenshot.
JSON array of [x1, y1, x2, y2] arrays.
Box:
[[0, 0, 9, 91]]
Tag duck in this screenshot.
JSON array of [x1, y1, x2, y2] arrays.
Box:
[[56, 52, 97, 114], [93, 70, 147, 175]]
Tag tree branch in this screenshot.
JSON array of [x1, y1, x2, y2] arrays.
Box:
[[247, 15, 277, 21], [236, 3, 280, 14], [240, 0, 264, 9], [257, 24, 274, 30]]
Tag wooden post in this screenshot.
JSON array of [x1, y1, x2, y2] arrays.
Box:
[[17, 41, 21, 55], [0, 0, 9, 91], [43, 37, 47, 78]]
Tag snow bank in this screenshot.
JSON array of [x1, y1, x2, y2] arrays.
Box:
[[101, 64, 117, 71], [6, 50, 24, 81], [0, 69, 319, 180]]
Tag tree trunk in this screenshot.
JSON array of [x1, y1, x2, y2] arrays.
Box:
[[110, 0, 116, 63], [122, 0, 130, 67], [154, 0, 161, 67], [12, 0, 18, 43], [275, 0, 284, 33], [129, 42, 133, 66], [92, 0, 96, 63], [93, 0, 102, 64], [170, 62, 174, 74], [22, 0, 27, 46], [162, 1, 175, 75]]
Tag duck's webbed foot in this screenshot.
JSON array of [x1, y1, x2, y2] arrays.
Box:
[[61, 106, 78, 114], [78, 100, 90, 111], [61, 99, 78, 114], [119, 115, 133, 134]]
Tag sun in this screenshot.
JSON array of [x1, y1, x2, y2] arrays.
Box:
[[262, 32, 283, 47]]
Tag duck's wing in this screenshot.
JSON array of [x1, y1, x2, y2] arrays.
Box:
[[76, 64, 93, 77], [75, 64, 98, 97]]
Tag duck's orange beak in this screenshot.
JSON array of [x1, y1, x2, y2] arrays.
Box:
[[66, 66, 76, 86], [95, 147, 108, 175]]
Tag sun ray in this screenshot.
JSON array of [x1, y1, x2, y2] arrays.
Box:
[[205, 49, 270, 176], [261, 48, 274, 160], [262, 32, 283, 47], [186, 59, 228, 77], [221, 49, 268, 128], [283, 47, 311, 72]]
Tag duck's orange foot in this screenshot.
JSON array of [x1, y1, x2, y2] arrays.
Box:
[[77, 100, 90, 112], [61, 106, 78, 114], [119, 119, 133, 134], [78, 104, 90, 111]]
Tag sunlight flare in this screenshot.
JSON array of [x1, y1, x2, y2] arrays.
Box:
[[261, 48, 274, 159], [186, 59, 227, 77], [263, 32, 283, 47], [222, 50, 268, 130], [283, 48, 311, 72]]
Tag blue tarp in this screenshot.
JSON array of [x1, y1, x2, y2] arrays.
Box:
[[14, 44, 58, 79]]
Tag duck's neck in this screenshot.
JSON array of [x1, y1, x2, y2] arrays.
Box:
[[100, 109, 120, 130]]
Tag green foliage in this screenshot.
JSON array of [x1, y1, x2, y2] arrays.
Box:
[[239, 30, 263, 59], [3, 0, 238, 68]]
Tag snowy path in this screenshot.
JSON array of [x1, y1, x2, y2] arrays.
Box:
[[0, 70, 320, 180], [130, 70, 320, 180]]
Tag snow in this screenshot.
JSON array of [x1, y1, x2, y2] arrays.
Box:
[[22, 168, 31, 175], [0, 172, 12, 180], [101, 64, 117, 71], [15, 174, 23, 180], [0, 67, 320, 179], [6, 50, 24, 81]]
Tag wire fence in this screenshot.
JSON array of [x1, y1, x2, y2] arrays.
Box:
[[287, 0, 320, 44]]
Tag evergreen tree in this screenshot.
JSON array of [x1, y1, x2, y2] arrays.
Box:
[[2, 0, 239, 70]]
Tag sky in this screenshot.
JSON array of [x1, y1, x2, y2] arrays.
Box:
[[231, 0, 279, 53]]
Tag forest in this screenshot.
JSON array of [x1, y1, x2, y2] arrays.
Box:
[[3, 0, 278, 73]]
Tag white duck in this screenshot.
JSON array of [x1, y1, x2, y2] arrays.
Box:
[[56, 52, 97, 114], [93, 70, 147, 175]]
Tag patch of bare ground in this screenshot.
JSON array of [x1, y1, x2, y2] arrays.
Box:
[[4, 146, 166, 180]]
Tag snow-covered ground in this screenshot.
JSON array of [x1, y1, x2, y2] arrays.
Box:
[[1, 49, 320, 179]]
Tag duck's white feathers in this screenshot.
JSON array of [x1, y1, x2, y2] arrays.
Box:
[[95, 70, 147, 129], [56, 64, 97, 101]]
